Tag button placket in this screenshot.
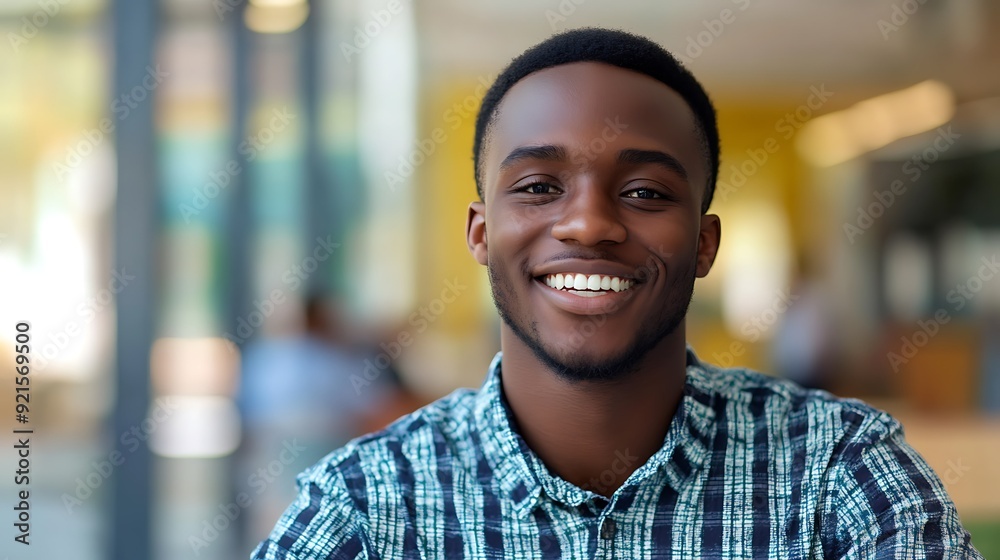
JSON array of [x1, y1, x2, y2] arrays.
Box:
[[599, 516, 616, 540]]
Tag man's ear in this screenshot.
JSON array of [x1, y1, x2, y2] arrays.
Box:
[[695, 213, 721, 278], [466, 201, 488, 266]]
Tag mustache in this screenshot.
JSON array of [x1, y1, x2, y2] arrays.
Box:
[[535, 249, 620, 263], [526, 249, 629, 277]]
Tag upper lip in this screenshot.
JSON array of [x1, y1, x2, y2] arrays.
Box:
[[531, 259, 644, 282]]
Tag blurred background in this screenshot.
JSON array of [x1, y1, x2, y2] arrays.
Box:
[[2, 0, 1000, 558]]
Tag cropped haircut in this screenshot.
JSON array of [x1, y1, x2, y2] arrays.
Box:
[[473, 27, 720, 214]]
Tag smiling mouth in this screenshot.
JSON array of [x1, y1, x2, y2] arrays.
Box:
[[536, 273, 636, 297]]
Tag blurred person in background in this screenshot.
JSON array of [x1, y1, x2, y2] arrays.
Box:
[[771, 253, 837, 391], [251, 28, 984, 559], [352, 317, 435, 435], [238, 293, 392, 541]]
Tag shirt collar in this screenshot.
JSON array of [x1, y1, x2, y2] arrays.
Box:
[[472, 346, 718, 519]]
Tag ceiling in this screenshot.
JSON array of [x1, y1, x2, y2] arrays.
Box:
[[416, 0, 1000, 108]]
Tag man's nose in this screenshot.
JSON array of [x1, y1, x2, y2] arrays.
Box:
[[550, 187, 627, 246]]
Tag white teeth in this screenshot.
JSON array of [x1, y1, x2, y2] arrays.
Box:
[[567, 290, 603, 298], [541, 273, 635, 293]]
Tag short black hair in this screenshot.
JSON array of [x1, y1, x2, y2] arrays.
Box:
[[473, 27, 720, 214]]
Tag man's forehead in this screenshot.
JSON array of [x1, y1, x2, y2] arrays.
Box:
[[492, 63, 698, 141], [484, 62, 705, 184]]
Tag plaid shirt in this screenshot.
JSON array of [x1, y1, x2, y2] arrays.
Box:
[[252, 348, 983, 559]]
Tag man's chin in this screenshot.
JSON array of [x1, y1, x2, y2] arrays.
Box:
[[524, 337, 651, 383]]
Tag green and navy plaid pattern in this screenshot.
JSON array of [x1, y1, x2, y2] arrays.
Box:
[[252, 348, 983, 559]]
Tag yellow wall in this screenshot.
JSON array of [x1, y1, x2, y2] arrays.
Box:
[[415, 78, 491, 333]]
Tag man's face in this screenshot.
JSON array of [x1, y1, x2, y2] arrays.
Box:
[[467, 61, 720, 382]]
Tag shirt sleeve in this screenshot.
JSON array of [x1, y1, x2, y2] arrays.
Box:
[[250, 469, 373, 560], [819, 414, 984, 559]]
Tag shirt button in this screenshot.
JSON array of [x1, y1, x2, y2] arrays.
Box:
[[600, 517, 616, 540]]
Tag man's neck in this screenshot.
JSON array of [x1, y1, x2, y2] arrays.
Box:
[[498, 328, 688, 498]]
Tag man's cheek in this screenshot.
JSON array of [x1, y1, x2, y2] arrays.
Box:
[[497, 202, 550, 236]]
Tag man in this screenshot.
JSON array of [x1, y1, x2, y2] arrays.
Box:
[[253, 28, 983, 559]]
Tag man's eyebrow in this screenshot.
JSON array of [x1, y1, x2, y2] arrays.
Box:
[[617, 149, 689, 182], [498, 145, 567, 173]]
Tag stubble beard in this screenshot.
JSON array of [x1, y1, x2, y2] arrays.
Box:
[[488, 255, 695, 384]]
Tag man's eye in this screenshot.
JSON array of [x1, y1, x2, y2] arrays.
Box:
[[518, 182, 560, 195], [624, 188, 662, 199]]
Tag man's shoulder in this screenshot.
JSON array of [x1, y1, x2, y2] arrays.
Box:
[[690, 357, 901, 448], [251, 387, 487, 559]]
